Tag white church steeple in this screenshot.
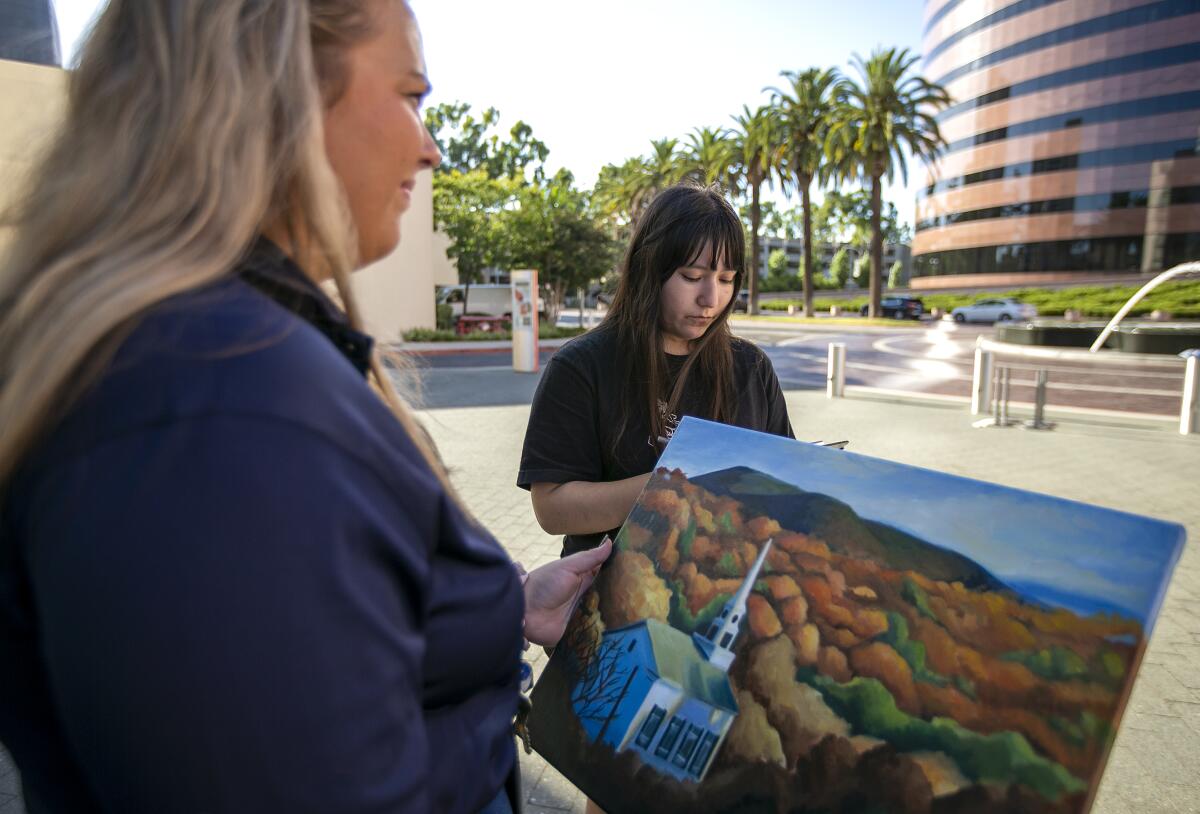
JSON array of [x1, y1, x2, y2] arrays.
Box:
[[693, 539, 773, 671]]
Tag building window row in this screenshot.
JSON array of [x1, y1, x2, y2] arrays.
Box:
[[924, 0, 969, 36], [945, 91, 1200, 155], [916, 185, 1200, 232], [933, 0, 1199, 87], [937, 43, 1200, 123], [638, 706, 719, 778], [920, 138, 1198, 198], [925, 0, 1065, 63], [913, 232, 1200, 277]]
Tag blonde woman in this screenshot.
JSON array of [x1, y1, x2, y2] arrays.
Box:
[[0, 2, 608, 812]]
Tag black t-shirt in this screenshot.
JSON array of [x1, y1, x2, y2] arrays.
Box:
[[517, 324, 793, 554]]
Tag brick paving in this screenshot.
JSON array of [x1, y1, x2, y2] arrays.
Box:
[[423, 387, 1200, 814], [1, 384, 1196, 813]]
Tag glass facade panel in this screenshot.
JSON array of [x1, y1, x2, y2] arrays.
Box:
[[946, 92, 1200, 155], [913, 233, 1200, 277], [926, 0, 1069, 62], [933, 0, 1200, 86], [921, 139, 1198, 198], [938, 44, 1200, 122], [916, 186, 1200, 231]]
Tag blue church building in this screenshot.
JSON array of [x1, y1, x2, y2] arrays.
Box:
[[574, 540, 773, 783]]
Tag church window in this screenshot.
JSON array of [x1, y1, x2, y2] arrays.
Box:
[[690, 732, 720, 776], [655, 717, 684, 758], [673, 724, 703, 768], [635, 706, 666, 748], [720, 632, 734, 648]]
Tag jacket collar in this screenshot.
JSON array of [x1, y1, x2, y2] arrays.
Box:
[[237, 237, 374, 377]]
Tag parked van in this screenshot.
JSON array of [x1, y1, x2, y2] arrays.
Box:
[[436, 284, 545, 319]]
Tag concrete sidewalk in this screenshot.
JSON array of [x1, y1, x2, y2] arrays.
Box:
[[421, 388, 1199, 814]]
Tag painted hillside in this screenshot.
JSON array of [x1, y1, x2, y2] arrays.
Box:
[[530, 465, 1145, 814]]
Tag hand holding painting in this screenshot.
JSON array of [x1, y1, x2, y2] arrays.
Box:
[[522, 537, 613, 646]]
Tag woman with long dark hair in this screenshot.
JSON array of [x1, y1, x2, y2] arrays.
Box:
[[519, 183, 794, 557]]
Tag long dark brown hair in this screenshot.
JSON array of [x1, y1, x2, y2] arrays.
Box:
[[602, 183, 745, 458]]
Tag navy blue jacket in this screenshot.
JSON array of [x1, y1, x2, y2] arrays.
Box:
[[0, 241, 524, 813]]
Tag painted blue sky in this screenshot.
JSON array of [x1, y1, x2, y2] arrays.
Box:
[[661, 418, 1185, 625]]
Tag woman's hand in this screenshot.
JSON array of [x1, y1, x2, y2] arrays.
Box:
[[522, 537, 613, 647]]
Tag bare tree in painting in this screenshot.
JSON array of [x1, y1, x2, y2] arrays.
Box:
[[566, 608, 635, 727]]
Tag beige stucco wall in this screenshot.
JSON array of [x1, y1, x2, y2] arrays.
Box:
[[431, 228, 458, 287], [351, 171, 438, 340], [0, 58, 67, 257]]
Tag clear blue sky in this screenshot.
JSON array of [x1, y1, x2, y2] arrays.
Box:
[[53, 0, 931, 227], [663, 417, 1185, 626]]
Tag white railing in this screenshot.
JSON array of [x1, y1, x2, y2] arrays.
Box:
[[1090, 261, 1200, 352]]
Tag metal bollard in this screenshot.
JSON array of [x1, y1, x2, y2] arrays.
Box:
[[827, 343, 846, 398], [998, 367, 1012, 426], [971, 344, 994, 416], [1181, 350, 1199, 435], [974, 363, 1015, 429], [1022, 369, 1055, 431]]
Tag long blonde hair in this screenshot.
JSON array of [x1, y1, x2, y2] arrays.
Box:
[[0, 0, 446, 489]]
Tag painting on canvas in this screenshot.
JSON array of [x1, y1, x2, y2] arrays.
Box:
[[528, 417, 1185, 814]]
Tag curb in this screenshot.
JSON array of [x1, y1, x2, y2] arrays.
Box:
[[396, 338, 573, 357]]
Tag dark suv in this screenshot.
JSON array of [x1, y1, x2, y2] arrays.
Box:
[[861, 296, 924, 320]]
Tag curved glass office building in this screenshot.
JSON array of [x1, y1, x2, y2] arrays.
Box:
[[0, 0, 60, 66], [912, 0, 1200, 287]]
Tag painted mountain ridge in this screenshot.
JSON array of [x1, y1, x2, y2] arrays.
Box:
[[690, 466, 1009, 594]]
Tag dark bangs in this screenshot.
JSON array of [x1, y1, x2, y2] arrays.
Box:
[[642, 186, 746, 284]]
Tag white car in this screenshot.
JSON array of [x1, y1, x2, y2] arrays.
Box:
[[436, 284, 545, 319], [951, 298, 1038, 323]]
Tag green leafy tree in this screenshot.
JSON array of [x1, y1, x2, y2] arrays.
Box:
[[852, 253, 871, 288], [767, 248, 789, 276], [729, 105, 783, 315], [431, 169, 520, 286], [815, 189, 905, 249], [829, 247, 852, 288], [501, 170, 621, 324], [748, 201, 802, 240], [424, 102, 549, 181], [769, 67, 839, 318], [888, 260, 904, 288], [593, 137, 685, 229], [825, 48, 949, 317]]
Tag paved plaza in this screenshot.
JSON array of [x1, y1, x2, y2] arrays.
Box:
[[424, 380, 1199, 814], [0, 379, 1196, 813]]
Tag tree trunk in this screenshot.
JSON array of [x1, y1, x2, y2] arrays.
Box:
[[749, 177, 762, 316], [800, 174, 814, 318], [869, 173, 883, 319]]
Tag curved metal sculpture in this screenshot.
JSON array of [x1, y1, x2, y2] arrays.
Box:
[[1089, 261, 1200, 352], [0, 0, 61, 67]]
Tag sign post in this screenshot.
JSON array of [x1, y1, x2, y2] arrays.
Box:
[[511, 269, 539, 373]]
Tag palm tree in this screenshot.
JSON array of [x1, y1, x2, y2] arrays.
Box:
[[593, 157, 653, 227], [768, 67, 839, 317], [646, 137, 685, 191], [730, 105, 783, 315], [682, 127, 735, 188], [593, 139, 684, 229], [825, 48, 949, 318]]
